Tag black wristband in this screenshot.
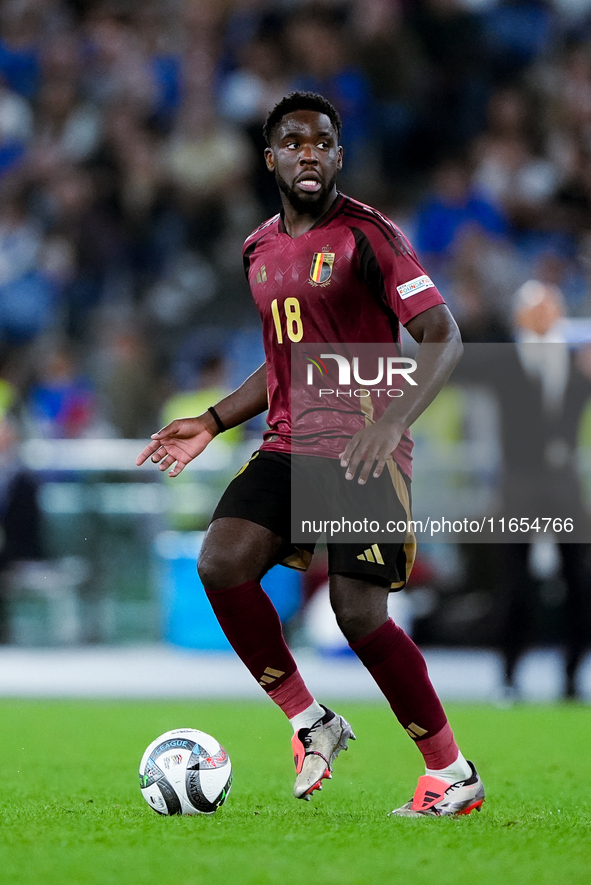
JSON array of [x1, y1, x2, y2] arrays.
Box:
[[208, 406, 227, 434]]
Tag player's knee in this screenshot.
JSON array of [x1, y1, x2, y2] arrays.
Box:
[[332, 606, 358, 642], [330, 579, 389, 643], [331, 599, 375, 644], [198, 552, 234, 592], [197, 544, 256, 592]]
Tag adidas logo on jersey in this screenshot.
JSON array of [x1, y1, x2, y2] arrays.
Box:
[[357, 544, 384, 564], [256, 265, 267, 283]]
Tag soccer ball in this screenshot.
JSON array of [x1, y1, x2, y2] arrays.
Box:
[[139, 728, 232, 815]]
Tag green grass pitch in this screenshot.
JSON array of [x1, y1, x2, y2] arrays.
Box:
[[1, 698, 590, 885]]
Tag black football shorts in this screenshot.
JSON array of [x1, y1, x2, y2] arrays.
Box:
[[210, 450, 416, 590]]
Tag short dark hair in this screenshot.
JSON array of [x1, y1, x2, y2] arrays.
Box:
[[263, 91, 342, 146]]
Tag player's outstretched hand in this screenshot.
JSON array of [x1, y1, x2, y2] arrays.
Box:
[[339, 420, 404, 484], [136, 416, 216, 477]]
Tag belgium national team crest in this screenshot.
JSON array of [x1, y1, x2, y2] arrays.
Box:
[[309, 251, 335, 286]]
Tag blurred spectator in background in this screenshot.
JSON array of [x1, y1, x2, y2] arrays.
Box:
[[350, 0, 427, 194], [448, 254, 512, 343], [454, 280, 591, 697], [161, 0, 255, 262], [0, 412, 44, 643], [286, 7, 373, 188], [483, 0, 556, 84], [0, 193, 60, 343], [161, 99, 253, 256], [409, 0, 491, 169], [82, 7, 160, 115], [498, 281, 591, 699], [39, 163, 125, 339], [25, 337, 97, 438], [219, 32, 289, 130], [159, 346, 244, 531], [414, 157, 509, 268], [0, 0, 42, 102], [471, 85, 562, 239], [162, 352, 242, 449], [218, 30, 290, 215], [0, 73, 33, 178], [28, 74, 101, 175], [91, 318, 160, 439]]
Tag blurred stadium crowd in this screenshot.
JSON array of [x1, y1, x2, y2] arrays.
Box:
[[0, 0, 590, 439]]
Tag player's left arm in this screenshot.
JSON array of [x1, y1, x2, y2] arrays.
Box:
[[340, 303, 462, 483]]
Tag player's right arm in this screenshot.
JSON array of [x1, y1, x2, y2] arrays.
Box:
[[136, 363, 268, 477]]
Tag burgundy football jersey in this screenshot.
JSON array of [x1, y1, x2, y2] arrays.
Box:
[[242, 193, 445, 477]]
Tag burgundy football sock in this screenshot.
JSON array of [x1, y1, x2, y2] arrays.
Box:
[[205, 580, 314, 716], [350, 618, 459, 769]]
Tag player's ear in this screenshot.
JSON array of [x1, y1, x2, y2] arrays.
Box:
[[264, 147, 274, 172], [337, 146, 343, 170]]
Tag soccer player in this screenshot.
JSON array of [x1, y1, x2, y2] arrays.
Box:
[[137, 92, 485, 817]]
